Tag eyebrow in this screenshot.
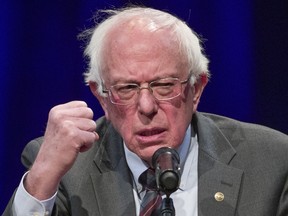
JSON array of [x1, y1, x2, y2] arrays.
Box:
[[109, 74, 180, 85]]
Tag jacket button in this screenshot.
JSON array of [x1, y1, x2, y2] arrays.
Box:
[[214, 192, 224, 202]]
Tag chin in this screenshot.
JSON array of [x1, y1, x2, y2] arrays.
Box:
[[139, 145, 167, 161]]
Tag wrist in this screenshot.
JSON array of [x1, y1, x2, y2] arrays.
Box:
[[24, 163, 60, 200]]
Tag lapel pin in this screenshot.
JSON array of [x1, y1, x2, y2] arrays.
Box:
[[214, 192, 224, 202]]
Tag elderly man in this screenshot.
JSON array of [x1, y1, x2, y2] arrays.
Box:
[[4, 7, 288, 216]]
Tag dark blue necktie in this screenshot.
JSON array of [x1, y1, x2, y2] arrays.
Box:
[[138, 168, 162, 216]]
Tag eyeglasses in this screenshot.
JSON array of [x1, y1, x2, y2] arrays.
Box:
[[102, 73, 192, 105]]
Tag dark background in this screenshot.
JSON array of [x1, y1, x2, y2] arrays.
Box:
[[1, 0, 287, 212]]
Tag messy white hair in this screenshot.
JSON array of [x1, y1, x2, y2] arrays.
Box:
[[82, 7, 210, 95]]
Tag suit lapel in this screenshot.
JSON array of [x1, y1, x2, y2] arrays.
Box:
[[90, 123, 136, 216], [195, 113, 244, 216]]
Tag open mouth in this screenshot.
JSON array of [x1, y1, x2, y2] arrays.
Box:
[[139, 128, 165, 136], [135, 127, 167, 144]]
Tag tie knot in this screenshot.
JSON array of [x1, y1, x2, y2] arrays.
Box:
[[138, 168, 158, 191]]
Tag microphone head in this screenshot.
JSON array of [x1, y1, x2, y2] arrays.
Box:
[[152, 147, 180, 195]]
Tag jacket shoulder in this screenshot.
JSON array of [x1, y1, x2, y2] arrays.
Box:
[[201, 112, 287, 137], [198, 112, 288, 149]]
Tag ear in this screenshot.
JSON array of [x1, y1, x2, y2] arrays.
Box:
[[192, 74, 208, 112], [89, 82, 110, 120]]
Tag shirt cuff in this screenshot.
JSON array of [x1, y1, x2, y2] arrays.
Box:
[[12, 171, 57, 216]]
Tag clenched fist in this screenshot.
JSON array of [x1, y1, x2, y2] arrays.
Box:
[[24, 101, 99, 200]]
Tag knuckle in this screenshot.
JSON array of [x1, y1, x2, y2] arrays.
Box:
[[88, 120, 97, 131], [49, 108, 63, 122], [86, 107, 94, 118]]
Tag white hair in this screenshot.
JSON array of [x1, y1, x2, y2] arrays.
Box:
[[82, 7, 210, 95]]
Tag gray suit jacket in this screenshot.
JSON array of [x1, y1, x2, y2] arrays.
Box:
[[4, 112, 288, 215]]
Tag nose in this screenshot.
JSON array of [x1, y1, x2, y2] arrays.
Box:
[[137, 86, 158, 116]]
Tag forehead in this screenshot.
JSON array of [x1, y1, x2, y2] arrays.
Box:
[[101, 17, 188, 82], [107, 17, 178, 52]]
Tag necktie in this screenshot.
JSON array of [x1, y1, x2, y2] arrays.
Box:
[[139, 168, 162, 216]]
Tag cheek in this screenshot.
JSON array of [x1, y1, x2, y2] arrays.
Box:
[[106, 105, 134, 135], [167, 94, 194, 143], [170, 88, 195, 120], [107, 105, 127, 123]]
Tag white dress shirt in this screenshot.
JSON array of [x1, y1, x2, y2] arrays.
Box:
[[12, 172, 57, 216], [124, 125, 199, 216]]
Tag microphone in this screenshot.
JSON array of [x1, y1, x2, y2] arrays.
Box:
[[152, 147, 181, 196]]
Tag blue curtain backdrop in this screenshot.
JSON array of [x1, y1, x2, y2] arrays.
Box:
[[1, 0, 287, 211]]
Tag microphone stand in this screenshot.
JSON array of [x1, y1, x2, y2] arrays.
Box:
[[152, 147, 181, 216], [160, 195, 175, 216]]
